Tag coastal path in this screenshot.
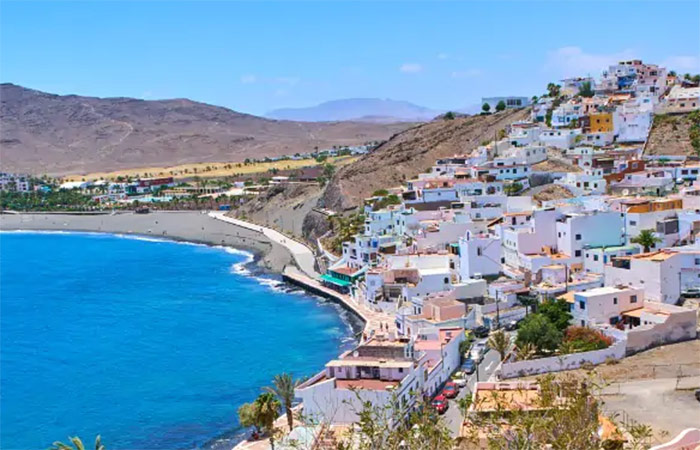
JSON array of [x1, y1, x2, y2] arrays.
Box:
[[209, 211, 318, 277]]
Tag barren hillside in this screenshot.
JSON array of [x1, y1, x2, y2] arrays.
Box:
[[0, 83, 412, 175], [645, 112, 699, 156], [319, 108, 530, 211]]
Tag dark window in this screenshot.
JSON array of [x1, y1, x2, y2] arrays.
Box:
[[575, 250, 582, 257], [576, 234, 582, 240], [594, 255, 599, 261], [613, 297, 618, 305], [579, 301, 586, 310], [631, 295, 638, 303]]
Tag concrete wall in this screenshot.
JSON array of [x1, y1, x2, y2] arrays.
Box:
[[498, 329, 627, 379], [625, 303, 698, 354]]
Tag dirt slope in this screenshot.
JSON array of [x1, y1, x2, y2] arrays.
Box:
[[645, 112, 698, 156], [0, 83, 412, 175], [319, 108, 530, 211]]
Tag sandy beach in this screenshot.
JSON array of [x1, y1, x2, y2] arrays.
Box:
[[0, 211, 293, 273]]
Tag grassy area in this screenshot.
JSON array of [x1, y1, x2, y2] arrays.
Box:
[[64, 156, 358, 182]]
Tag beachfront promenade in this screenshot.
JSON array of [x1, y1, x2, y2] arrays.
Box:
[[208, 211, 395, 336], [209, 212, 318, 278]]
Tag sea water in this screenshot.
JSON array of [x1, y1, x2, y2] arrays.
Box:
[[0, 232, 355, 450]]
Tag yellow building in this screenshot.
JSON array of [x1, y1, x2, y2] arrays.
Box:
[[589, 112, 614, 133]]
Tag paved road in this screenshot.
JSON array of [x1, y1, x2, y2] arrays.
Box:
[[209, 211, 318, 277], [443, 344, 502, 437]]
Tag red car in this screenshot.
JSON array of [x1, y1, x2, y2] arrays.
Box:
[[431, 395, 449, 414], [442, 382, 459, 399]]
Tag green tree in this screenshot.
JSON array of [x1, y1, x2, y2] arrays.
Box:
[[504, 182, 523, 196], [631, 229, 661, 252], [254, 392, 281, 449], [237, 402, 260, 434], [515, 314, 562, 354], [547, 82, 561, 98], [495, 100, 506, 112], [517, 294, 538, 316], [481, 102, 491, 113], [538, 298, 573, 332], [444, 111, 456, 120], [487, 329, 510, 362], [264, 373, 300, 432], [578, 81, 594, 98], [50, 435, 105, 450]]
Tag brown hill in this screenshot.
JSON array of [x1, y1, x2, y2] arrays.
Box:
[[645, 112, 699, 156], [0, 83, 412, 176], [319, 108, 530, 211]]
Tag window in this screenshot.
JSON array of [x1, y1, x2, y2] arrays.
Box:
[[594, 255, 599, 261], [398, 368, 404, 373], [579, 301, 586, 310], [695, 258, 700, 265], [613, 297, 618, 305], [477, 247, 483, 256], [443, 277, 449, 284], [630, 220, 637, 226], [576, 234, 582, 240], [575, 250, 582, 257], [631, 295, 638, 303]]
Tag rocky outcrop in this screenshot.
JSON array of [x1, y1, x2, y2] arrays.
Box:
[[319, 108, 531, 211]]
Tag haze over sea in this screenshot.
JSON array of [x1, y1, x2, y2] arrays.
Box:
[[0, 232, 354, 450]]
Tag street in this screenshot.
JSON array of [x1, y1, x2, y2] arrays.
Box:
[[442, 343, 502, 437]]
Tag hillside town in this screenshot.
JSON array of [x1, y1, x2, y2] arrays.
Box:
[[267, 60, 700, 449], [3, 59, 700, 450]]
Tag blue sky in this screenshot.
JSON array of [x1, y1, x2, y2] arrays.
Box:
[[1, 1, 699, 116]]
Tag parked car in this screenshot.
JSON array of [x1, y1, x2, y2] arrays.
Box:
[[473, 326, 490, 338], [442, 382, 459, 399], [470, 347, 484, 363], [504, 320, 521, 331], [461, 358, 476, 374], [451, 372, 468, 387], [476, 340, 490, 353], [431, 395, 449, 414]]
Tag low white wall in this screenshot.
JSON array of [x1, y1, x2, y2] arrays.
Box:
[[498, 329, 627, 379]]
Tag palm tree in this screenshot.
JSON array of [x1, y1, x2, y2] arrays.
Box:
[[265, 373, 300, 432], [50, 435, 104, 450], [487, 330, 510, 362], [515, 342, 537, 361], [255, 392, 281, 449], [631, 229, 661, 252]]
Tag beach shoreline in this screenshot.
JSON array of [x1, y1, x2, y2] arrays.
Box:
[[0, 211, 294, 273]]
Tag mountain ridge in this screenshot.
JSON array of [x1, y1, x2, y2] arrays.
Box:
[[0, 84, 412, 175]]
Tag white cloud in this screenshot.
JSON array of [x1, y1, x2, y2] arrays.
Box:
[[544, 46, 636, 78], [240, 74, 257, 84], [662, 55, 700, 73], [274, 76, 300, 86], [399, 63, 423, 73], [437, 52, 449, 60], [451, 69, 482, 78]]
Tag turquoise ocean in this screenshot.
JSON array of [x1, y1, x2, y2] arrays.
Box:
[[0, 232, 355, 449]]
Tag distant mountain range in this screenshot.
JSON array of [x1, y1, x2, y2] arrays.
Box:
[[267, 98, 483, 123], [0, 84, 413, 175], [267, 98, 444, 123]]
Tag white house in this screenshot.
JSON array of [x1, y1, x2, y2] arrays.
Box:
[[458, 231, 502, 279], [604, 250, 700, 304]]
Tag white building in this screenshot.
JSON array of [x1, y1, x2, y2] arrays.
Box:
[[458, 231, 502, 279], [604, 250, 700, 304]]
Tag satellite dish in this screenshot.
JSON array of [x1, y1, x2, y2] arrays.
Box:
[[622, 189, 630, 196]]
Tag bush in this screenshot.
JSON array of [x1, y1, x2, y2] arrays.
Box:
[[563, 326, 613, 352]]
